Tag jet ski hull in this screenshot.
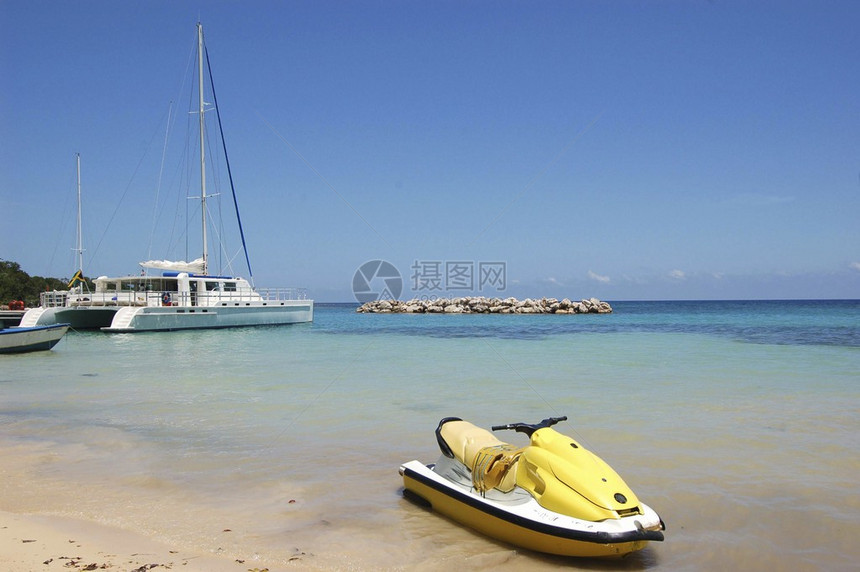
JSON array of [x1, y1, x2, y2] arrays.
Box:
[[400, 459, 664, 558]]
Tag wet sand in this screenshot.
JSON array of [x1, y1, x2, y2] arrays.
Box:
[[0, 510, 260, 572]]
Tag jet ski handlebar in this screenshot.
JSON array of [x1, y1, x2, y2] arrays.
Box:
[[492, 416, 568, 437]]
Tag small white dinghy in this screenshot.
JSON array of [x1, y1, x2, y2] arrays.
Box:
[[0, 323, 70, 354]]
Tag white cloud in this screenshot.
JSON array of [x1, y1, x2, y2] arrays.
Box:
[[587, 270, 610, 284], [850, 262, 860, 272], [669, 269, 686, 280]]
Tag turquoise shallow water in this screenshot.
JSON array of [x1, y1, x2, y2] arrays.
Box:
[[1, 301, 858, 570]]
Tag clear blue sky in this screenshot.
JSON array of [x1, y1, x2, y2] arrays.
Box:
[[2, 1, 858, 301]]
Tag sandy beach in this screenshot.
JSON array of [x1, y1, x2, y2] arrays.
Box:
[[0, 510, 273, 572]]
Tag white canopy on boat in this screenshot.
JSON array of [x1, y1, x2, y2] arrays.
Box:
[[139, 258, 205, 273]]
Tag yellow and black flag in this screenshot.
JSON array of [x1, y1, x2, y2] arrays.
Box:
[[67, 270, 84, 288]]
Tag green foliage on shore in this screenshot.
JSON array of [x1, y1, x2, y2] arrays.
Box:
[[0, 260, 93, 307]]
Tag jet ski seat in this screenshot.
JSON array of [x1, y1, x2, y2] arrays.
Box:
[[436, 418, 522, 493]]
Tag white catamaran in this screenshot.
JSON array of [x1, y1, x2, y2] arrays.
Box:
[[21, 23, 313, 332]]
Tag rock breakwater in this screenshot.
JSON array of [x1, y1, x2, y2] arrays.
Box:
[[356, 296, 612, 314]]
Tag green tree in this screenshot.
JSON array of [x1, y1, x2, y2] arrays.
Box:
[[0, 259, 88, 307], [0, 260, 30, 303]]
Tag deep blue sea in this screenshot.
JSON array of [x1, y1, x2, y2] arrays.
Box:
[[1, 300, 858, 570]]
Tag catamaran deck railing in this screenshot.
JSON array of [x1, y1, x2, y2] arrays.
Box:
[[64, 287, 309, 308], [40, 291, 70, 308]]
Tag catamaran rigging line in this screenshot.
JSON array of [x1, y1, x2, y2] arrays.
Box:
[[166, 24, 253, 283], [204, 43, 254, 285], [175, 23, 254, 284], [149, 100, 175, 262]]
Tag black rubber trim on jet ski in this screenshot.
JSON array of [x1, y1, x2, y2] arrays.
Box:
[[403, 465, 665, 544], [435, 417, 462, 458]]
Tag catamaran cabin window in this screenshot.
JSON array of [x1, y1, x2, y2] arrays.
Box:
[[206, 281, 220, 291], [224, 282, 237, 292]]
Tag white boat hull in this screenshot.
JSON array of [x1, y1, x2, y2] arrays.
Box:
[[21, 282, 314, 333], [20, 306, 119, 329], [102, 300, 313, 332], [0, 324, 70, 353]]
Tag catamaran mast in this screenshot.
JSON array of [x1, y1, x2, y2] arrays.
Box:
[[74, 153, 84, 278], [197, 22, 208, 275]]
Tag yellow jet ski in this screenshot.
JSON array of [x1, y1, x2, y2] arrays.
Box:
[[399, 416, 664, 558]]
